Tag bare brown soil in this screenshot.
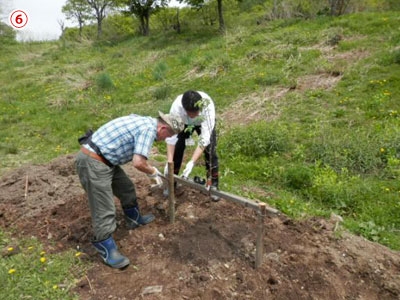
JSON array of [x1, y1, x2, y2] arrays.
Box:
[[1, 154, 399, 300]]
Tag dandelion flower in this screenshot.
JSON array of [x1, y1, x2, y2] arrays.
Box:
[[8, 247, 14, 251], [75, 252, 82, 257], [53, 285, 58, 290], [8, 269, 16, 274], [40, 257, 46, 263], [380, 148, 385, 153]]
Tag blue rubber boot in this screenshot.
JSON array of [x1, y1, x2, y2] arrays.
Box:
[[124, 205, 155, 229], [92, 236, 130, 269]]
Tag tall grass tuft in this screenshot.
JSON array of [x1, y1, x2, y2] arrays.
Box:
[[153, 62, 168, 81], [152, 85, 171, 100], [96, 73, 115, 90]]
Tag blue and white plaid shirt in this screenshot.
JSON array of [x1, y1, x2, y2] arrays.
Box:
[[84, 114, 157, 165]]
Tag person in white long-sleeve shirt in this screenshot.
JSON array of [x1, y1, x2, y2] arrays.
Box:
[[165, 90, 219, 200]]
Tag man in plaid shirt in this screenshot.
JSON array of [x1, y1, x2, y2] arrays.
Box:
[[76, 112, 184, 269]]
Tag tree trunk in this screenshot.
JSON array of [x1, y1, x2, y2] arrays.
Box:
[[144, 13, 150, 36], [330, 0, 337, 16], [78, 15, 83, 42], [176, 8, 181, 34], [97, 17, 102, 39], [139, 16, 145, 35], [330, 0, 350, 16], [79, 23, 83, 41], [273, 0, 278, 19], [217, 0, 225, 33]]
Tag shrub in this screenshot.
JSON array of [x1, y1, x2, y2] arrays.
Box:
[[284, 165, 313, 190], [0, 22, 17, 45], [221, 122, 291, 158], [308, 165, 361, 211], [96, 73, 115, 90]]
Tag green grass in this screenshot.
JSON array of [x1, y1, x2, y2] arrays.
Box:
[[0, 11, 399, 256], [0, 230, 87, 299]]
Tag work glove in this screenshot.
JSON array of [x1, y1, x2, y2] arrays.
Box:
[[163, 162, 169, 177], [182, 160, 194, 179], [147, 167, 163, 187]]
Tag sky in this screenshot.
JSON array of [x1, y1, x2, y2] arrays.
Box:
[[0, 0, 183, 41]]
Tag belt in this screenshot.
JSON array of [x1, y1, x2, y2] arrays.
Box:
[[80, 147, 110, 166]]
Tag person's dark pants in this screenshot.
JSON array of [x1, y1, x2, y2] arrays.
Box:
[[75, 151, 138, 242], [173, 125, 219, 187]]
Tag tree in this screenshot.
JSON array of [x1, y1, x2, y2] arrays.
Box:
[[329, 0, 351, 16], [62, 0, 92, 40], [86, 0, 115, 38], [181, 0, 225, 33], [58, 19, 66, 37], [0, 21, 16, 45], [119, 0, 167, 36], [0, 6, 16, 45]]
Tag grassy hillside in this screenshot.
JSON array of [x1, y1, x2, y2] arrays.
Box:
[[1, 11, 399, 250]]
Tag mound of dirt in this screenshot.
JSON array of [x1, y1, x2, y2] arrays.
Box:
[[1, 154, 399, 300]]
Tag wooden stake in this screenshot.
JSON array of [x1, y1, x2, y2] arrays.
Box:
[[255, 203, 266, 269], [24, 175, 28, 199], [168, 162, 175, 224]]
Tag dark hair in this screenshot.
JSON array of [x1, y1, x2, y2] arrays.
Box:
[[182, 90, 202, 112]]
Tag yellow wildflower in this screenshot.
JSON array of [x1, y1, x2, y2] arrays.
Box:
[[8, 269, 16, 274], [40, 257, 46, 263], [53, 285, 58, 290], [40, 251, 46, 256], [75, 252, 82, 257], [380, 148, 385, 153], [28, 246, 34, 250], [8, 247, 14, 251]]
